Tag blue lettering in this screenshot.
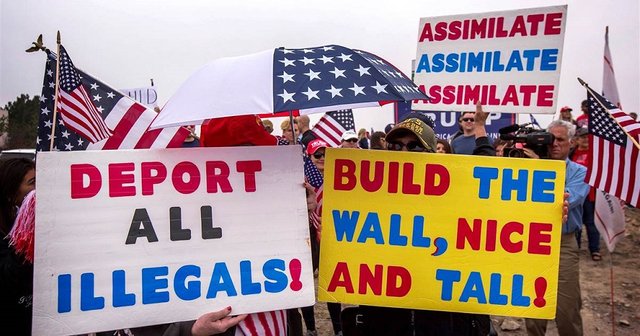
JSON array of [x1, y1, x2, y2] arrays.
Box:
[[489, 273, 508, 305], [416, 54, 431, 73], [333, 210, 359, 242], [207, 262, 237, 298], [412, 215, 431, 248], [113, 270, 136, 307], [467, 52, 484, 72], [432, 54, 445, 72], [142, 266, 169, 304], [531, 170, 555, 203], [522, 50, 541, 71], [58, 274, 72, 313], [388, 214, 408, 246], [435, 269, 461, 301], [357, 212, 384, 244], [174, 265, 201, 301], [511, 274, 531, 306], [240, 260, 261, 295], [505, 50, 524, 71], [501, 169, 528, 201], [81, 273, 105, 311], [473, 167, 499, 199], [263, 259, 288, 293], [540, 49, 558, 71], [445, 53, 459, 73], [491, 51, 504, 71], [459, 271, 487, 304]]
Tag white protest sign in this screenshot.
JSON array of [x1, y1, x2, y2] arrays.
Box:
[[121, 86, 158, 108], [33, 146, 314, 335], [413, 5, 567, 113]]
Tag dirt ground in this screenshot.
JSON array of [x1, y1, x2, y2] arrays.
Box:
[[310, 207, 640, 336]]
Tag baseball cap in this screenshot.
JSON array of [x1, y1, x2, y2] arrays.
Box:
[[201, 115, 278, 147], [560, 106, 573, 113], [576, 127, 588, 137], [341, 130, 358, 141], [306, 139, 329, 155], [386, 117, 437, 153]]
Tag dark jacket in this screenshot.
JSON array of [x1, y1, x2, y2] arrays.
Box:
[[0, 238, 33, 336]]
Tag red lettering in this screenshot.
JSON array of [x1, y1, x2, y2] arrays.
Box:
[[544, 12, 563, 35], [205, 161, 232, 193], [526, 14, 545, 35], [358, 264, 383, 295], [449, 20, 462, 40], [387, 162, 399, 193], [386, 266, 411, 297], [334, 159, 357, 191], [509, 15, 527, 37], [401, 163, 420, 195], [495, 17, 508, 37], [172, 161, 200, 194], [485, 219, 498, 251], [141, 162, 167, 196], [443, 85, 456, 104], [528, 222, 552, 255], [456, 218, 482, 250], [424, 164, 450, 195], [500, 221, 524, 253], [327, 262, 354, 293], [418, 23, 433, 42], [361, 161, 384, 192], [434, 22, 448, 41], [537, 85, 554, 106], [427, 85, 441, 104], [70, 164, 101, 199], [519, 85, 537, 106], [413, 85, 429, 104], [488, 85, 500, 105], [236, 160, 262, 192], [502, 85, 519, 106], [109, 163, 135, 197]]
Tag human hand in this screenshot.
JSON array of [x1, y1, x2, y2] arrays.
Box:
[[521, 147, 540, 159], [474, 101, 489, 126], [304, 182, 317, 212], [191, 306, 247, 336]]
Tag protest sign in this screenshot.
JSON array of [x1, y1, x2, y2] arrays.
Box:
[[413, 6, 567, 114], [318, 148, 564, 318], [33, 146, 314, 335], [121, 86, 159, 108]]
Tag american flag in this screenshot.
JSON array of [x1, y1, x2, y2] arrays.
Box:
[[56, 45, 112, 143], [311, 109, 355, 147], [37, 52, 188, 152], [273, 45, 425, 113], [586, 88, 640, 207]]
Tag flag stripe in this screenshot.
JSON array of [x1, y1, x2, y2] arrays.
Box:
[[101, 101, 147, 150], [58, 94, 104, 142]]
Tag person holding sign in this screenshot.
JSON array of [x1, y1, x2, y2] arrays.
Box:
[[524, 120, 589, 336]]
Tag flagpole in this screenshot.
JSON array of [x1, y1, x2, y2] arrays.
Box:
[[49, 31, 62, 151], [577, 77, 640, 150]]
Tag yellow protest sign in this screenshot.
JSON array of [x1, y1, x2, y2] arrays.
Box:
[[318, 148, 565, 319]]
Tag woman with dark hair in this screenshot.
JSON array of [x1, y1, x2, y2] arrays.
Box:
[[369, 131, 387, 150], [436, 139, 452, 154], [0, 158, 36, 336]]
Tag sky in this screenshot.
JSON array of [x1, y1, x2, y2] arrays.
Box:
[[1, 0, 638, 135]]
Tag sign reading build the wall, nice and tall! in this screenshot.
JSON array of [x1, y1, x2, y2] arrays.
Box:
[[318, 148, 565, 318], [33, 146, 314, 335], [413, 6, 567, 113]]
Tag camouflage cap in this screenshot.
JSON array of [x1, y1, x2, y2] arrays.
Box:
[[386, 117, 437, 153]]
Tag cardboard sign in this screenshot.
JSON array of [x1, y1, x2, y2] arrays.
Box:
[[33, 146, 314, 335], [318, 148, 565, 318], [413, 6, 567, 113], [121, 86, 159, 108]]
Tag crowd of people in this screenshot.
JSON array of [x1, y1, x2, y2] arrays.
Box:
[[2, 100, 627, 335]]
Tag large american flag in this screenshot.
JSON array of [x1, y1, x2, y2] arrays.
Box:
[[273, 45, 425, 113], [586, 88, 640, 207], [311, 109, 355, 147], [37, 52, 188, 152]]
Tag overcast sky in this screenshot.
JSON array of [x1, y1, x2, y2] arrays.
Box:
[[1, 0, 638, 132]]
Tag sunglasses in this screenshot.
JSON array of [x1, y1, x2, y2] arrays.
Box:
[[387, 141, 428, 152], [312, 152, 325, 159], [461, 118, 475, 122], [344, 138, 358, 143]]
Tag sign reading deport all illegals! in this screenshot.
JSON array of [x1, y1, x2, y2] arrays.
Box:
[[318, 148, 565, 319]]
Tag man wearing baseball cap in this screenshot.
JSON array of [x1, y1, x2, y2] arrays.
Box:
[[560, 106, 577, 125], [339, 130, 359, 149]]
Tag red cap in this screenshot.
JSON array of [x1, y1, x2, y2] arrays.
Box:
[[306, 139, 329, 155], [560, 106, 573, 113], [201, 115, 277, 147]]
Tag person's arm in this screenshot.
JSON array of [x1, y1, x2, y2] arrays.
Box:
[[565, 163, 589, 210], [472, 102, 496, 156]]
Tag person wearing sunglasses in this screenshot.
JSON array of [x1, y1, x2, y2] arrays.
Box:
[[339, 130, 360, 149], [450, 111, 478, 155]]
